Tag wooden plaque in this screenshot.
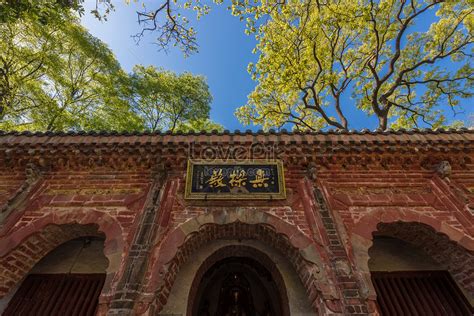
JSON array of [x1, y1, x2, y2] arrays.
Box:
[[185, 160, 286, 200]]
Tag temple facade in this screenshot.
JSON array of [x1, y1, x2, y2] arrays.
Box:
[[0, 129, 473, 315]]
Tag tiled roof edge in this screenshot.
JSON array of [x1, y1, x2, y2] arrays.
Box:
[[0, 127, 472, 137]]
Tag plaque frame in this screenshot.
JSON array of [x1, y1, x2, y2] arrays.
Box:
[[184, 159, 286, 200]]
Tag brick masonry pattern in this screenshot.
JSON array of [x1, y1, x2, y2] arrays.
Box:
[[0, 130, 473, 315]]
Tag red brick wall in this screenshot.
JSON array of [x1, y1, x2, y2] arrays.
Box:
[[168, 167, 314, 236], [316, 166, 474, 306], [0, 168, 154, 305], [0, 134, 473, 315], [0, 170, 25, 207], [319, 169, 474, 243], [2, 170, 152, 233]]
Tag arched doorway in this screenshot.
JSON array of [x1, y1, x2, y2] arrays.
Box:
[[1, 235, 108, 315], [188, 246, 290, 316], [0, 218, 124, 315], [192, 257, 282, 316], [368, 222, 474, 315], [144, 209, 336, 315]]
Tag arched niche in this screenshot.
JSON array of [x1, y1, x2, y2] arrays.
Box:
[[159, 241, 313, 316], [364, 222, 474, 314], [0, 232, 109, 315], [188, 245, 290, 316], [0, 210, 125, 307], [373, 221, 474, 300], [141, 209, 340, 315]]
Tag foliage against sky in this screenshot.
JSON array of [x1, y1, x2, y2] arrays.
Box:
[[233, 0, 473, 131], [1, 0, 472, 131], [77, 0, 473, 131], [0, 10, 140, 131], [127, 65, 214, 132], [0, 3, 221, 132], [84, 0, 473, 130]]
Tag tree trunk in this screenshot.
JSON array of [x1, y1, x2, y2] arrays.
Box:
[[379, 115, 388, 130]]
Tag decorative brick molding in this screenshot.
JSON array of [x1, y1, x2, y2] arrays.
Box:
[[137, 208, 339, 315], [0, 163, 45, 227], [312, 184, 373, 315], [351, 208, 474, 251], [108, 170, 168, 315]]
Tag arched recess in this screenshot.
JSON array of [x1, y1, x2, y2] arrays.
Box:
[[187, 245, 291, 316], [0, 210, 125, 310], [351, 216, 474, 304], [373, 222, 474, 299], [1, 235, 108, 315], [352, 209, 474, 251], [140, 209, 339, 315]]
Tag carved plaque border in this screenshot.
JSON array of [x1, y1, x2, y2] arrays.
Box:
[[185, 159, 286, 200]]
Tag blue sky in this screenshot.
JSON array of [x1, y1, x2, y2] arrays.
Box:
[[81, 1, 471, 131], [81, 0, 257, 130]]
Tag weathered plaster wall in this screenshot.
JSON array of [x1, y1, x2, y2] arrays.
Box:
[[30, 237, 108, 274], [368, 236, 442, 271]]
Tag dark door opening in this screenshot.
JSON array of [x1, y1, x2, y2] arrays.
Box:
[[192, 257, 285, 316], [372, 271, 473, 315], [3, 273, 105, 316]]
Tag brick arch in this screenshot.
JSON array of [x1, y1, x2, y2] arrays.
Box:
[[352, 209, 474, 251], [0, 210, 125, 301], [350, 215, 474, 301], [374, 221, 474, 297], [186, 245, 291, 316], [141, 209, 337, 314]]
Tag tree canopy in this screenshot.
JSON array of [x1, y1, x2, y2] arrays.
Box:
[[127, 65, 214, 132], [83, 0, 473, 130], [234, 0, 473, 130], [1, 0, 472, 131], [0, 6, 221, 132], [0, 0, 221, 56], [1, 10, 139, 131]]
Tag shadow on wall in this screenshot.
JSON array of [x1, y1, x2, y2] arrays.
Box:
[[368, 236, 442, 272]]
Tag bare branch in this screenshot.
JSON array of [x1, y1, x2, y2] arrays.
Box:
[[133, 0, 199, 55]]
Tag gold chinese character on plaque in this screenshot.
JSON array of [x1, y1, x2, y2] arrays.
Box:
[[185, 160, 286, 200], [206, 169, 226, 188], [229, 170, 247, 187], [250, 169, 269, 188]]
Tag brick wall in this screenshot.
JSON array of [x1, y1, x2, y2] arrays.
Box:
[[0, 168, 153, 311], [0, 170, 25, 207], [0, 131, 473, 315]]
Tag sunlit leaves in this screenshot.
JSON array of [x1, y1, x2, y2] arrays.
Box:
[[0, 11, 219, 132], [234, 0, 473, 130], [0, 11, 142, 131], [126, 65, 214, 132]]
